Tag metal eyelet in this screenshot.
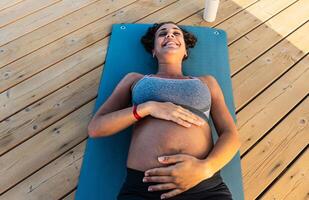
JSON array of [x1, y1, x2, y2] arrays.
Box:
[[120, 25, 126, 30], [214, 30, 219, 35]]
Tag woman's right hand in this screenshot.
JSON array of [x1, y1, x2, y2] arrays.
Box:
[[147, 101, 206, 128]]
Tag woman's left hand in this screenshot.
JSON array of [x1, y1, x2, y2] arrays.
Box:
[[143, 154, 214, 199]]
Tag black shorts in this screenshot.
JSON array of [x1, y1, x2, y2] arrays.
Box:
[[117, 167, 233, 200]]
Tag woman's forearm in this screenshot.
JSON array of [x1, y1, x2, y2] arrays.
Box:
[[88, 102, 152, 138], [201, 131, 241, 177]]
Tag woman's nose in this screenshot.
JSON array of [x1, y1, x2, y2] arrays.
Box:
[[165, 32, 175, 38]]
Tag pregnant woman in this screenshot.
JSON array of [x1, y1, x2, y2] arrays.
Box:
[[87, 22, 241, 200]]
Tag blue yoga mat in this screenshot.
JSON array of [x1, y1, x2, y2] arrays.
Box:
[[76, 23, 244, 200]]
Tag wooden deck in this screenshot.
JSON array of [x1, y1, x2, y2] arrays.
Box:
[[0, 0, 308, 199]]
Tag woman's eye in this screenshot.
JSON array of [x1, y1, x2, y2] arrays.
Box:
[[158, 32, 181, 37]]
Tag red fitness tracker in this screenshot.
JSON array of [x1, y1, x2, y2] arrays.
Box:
[[133, 104, 142, 120]]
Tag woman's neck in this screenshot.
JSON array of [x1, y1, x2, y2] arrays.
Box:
[[157, 62, 183, 77]]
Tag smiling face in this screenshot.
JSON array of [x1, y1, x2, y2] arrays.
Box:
[[152, 23, 187, 61]]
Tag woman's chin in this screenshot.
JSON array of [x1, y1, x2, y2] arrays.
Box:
[[162, 47, 181, 52], [159, 50, 184, 58]]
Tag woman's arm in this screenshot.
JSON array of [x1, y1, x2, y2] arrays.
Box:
[[200, 75, 241, 176], [88, 72, 207, 138], [88, 72, 149, 138], [88, 102, 151, 138], [89, 99, 205, 137]]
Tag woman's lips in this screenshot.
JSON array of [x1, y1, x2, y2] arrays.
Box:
[[162, 41, 180, 48]]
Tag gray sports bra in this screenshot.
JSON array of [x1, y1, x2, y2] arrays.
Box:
[[131, 74, 212, 123]]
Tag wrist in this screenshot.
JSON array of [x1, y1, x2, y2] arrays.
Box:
[[201, 159, 215, 179], [135, 102, 151, 118]]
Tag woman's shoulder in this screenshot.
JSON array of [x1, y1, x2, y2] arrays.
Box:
[[196, 75, 220, 94], [124, 72, 146, 83], [127, 72, 147, 92], [126, 72, 145, 79], [130, 72, 149, 80], [196, 75, 217, 84]]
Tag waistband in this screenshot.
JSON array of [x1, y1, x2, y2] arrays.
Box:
[[122, 167, 223, 195]]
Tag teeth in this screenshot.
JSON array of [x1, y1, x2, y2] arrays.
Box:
[[167, 42, 176, 45], [164, 42, 179, 47]]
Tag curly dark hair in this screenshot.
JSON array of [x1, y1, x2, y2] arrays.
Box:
[[141, 21, 197, 61]]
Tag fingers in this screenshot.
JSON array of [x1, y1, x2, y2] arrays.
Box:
[[147, 183, 177, 192], [178, 111, 205, 126], [177, 106, 204, 122], [173, 107, 205, 127], [161, 188, 183, 199], [145, 166, 173, 176], [143, 175, 174, 183], [159, 102, 205, 127], [173, 117, 192, 128]]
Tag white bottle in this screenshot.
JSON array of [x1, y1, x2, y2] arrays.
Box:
[[203, 0, 220, 22]]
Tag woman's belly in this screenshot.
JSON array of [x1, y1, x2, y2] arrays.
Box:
[[127, 116, 214, 171]]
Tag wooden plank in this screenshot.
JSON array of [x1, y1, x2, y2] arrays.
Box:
[[0, 0, 300, 92], [237, 51, 309, 155], [139, 0, 205, 23], [0, 99, 93, 194], [234, 22, 309, 110], [181, 0, 299, 49], [0, 0, 306, 124], [180, 0, 259, 27], [2, 0, 212, 155], [0, 0, 255, 92], [242, 96, 309, 199], [1, 141, 85, 199], [216, 0, 298, 44], [0, 0, 62, 29], [229, 0, 309, 75], [261, 149, 309, 200], [238, 53, 309, 154], [0, 0, 99, 46], [56, 151, 307, 199], [62, 190, 76, 200], [0, 0, 197, 120], [0, 0, 25, 12], [0, 58, 103, 156], [0, 0, 138, 68]]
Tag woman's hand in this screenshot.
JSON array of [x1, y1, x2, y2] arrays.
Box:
[[142, 154, 214, 199], [148, 101, 205, 128]]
